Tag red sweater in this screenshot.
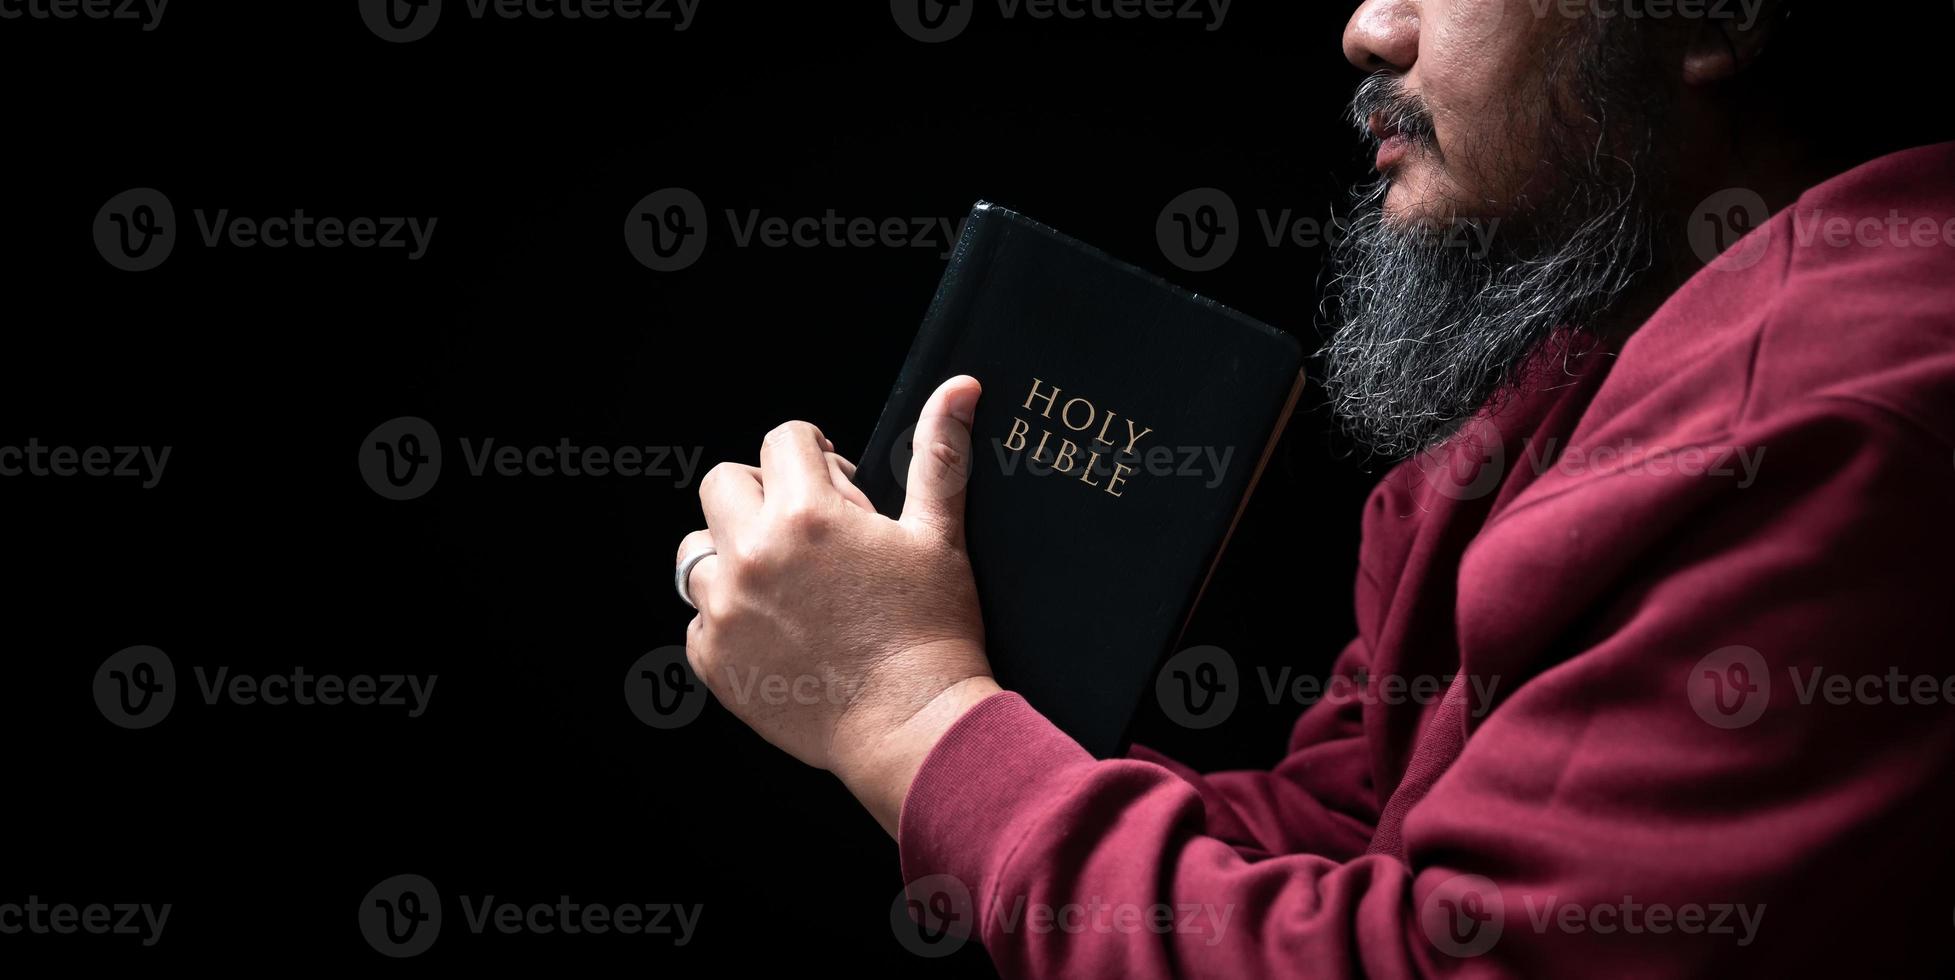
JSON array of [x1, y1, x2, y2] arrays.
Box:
[[897, 144, 1955, 977]]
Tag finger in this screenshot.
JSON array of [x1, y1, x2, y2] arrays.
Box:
[[759, 421, 835, 508], [699, 462, 763, 543], [828, 452, 874, 512], [675, 528, 715, 567], [675, 529, 718, 611], [682, 551, 722, 614], [899, 375, 981, 543]]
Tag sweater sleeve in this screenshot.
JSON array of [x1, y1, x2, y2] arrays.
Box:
[[1125, 635, 1379, 863], [895, 400, 1955, 978]]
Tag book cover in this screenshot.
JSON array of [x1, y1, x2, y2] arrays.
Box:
[[854, 202, 1305, 757]]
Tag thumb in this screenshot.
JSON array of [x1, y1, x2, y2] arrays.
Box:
[[900, 375, 981, 543]]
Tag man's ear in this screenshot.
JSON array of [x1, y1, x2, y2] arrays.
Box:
[[1682, 0, 1787, 85]]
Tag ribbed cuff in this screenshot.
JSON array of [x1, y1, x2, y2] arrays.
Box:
[[897, 692, 1097, 893]]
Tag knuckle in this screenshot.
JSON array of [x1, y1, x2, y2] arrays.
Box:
[[765, 420, 819, 447], [676, 529, 710, 564], [775, 505, 831, 544], [727, 540, 771, 578], [700, 461, 739, 491]]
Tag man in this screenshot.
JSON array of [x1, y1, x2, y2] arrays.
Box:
[[674, 2, 1955, 974]]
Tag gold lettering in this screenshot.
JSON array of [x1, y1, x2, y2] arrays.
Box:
[[1120, 418, 1155, 454], [1003, 417, 1030, 452], [1023, 378, 1060, 418], [1060, 396, 1095, 432], [1053, 439, 1079, 474], [1031, 428, 1052, 462], [1079, 450, 1103, 488], [1106, 462, 1134, 497]]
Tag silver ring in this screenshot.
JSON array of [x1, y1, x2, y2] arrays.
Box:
[[675, 547, 718, 610]]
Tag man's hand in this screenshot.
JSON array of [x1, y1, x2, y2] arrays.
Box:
[[676, 376, 1002, 834]]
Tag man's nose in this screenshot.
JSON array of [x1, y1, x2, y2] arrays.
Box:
[[1343, 0, 1419, 74]]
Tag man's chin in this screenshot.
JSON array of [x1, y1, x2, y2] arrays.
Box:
[[1378, 166, 1455, 231]]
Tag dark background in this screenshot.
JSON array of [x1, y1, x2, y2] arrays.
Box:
[[2, 2, 1388, 970]]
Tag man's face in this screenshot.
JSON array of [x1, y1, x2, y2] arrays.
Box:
[[1347, 0, 1581, 225], [1323, 1, 1675, 459]]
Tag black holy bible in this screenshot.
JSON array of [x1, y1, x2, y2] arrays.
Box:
[[854, 203, 1304, 758]]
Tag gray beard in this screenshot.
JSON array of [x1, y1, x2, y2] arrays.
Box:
[[1322, 32, 1665, 461]]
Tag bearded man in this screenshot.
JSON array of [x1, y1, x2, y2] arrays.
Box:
[[672, 2, 1955, 974]]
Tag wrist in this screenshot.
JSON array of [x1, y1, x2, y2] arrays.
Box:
[[836, 672, 1003, 838]]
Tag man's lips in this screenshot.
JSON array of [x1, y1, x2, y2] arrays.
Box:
[[1367, 112, 1414, 173]]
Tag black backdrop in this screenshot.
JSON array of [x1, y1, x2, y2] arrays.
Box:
[[4, 3, 1389, 971]]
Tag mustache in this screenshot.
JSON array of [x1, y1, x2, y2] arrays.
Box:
[[1349, 72, 1437, 154]]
